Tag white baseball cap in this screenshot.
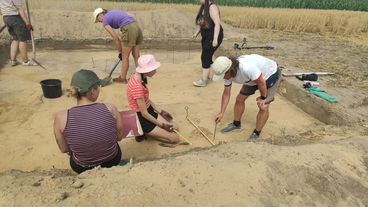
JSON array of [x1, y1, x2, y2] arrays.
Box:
[[211, 56, 232, 81], [93, 8, 104, 23]]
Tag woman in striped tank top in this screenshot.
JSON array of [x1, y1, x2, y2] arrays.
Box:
[[53, 69, 124, 174]]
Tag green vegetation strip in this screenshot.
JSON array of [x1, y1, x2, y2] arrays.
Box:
[[106, 0, 368, 11]]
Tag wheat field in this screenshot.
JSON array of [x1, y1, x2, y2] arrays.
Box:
[[27, 0, 368, 37], [111, 0, 368, 11]]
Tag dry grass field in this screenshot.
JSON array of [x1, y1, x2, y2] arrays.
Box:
[[29, 0, 368, 38]]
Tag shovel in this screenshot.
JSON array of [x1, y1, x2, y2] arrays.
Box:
[[25, 0, 47, 70], [100, 59, 121, 87], [0, 25, 6, 33]]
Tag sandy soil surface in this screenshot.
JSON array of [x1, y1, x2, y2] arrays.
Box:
[[0, 48, 322, 171], [1, 137, 368, 206], [0, 9, 368, 206]]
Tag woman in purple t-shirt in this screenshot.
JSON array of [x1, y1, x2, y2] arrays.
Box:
[[93, 8, 143, 83]]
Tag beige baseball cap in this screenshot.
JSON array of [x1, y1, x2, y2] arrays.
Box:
[[211, 56, 232, 81]]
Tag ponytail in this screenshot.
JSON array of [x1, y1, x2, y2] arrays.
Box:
[[227, 57, 239, 77]]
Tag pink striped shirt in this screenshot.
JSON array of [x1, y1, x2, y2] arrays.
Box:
[[127, 75, 150, 112], [63, 103, 118, 166]]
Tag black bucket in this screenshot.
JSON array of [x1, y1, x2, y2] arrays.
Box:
[[40, 79, 62, 99]]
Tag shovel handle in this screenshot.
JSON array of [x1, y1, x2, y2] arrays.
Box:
[[108, 59, 121, 77], [0, 25, 6, 33], [25, 0, 36, 59]]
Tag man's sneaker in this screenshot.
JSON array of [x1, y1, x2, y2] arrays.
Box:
[[10, 60, 20, 66], [221, 123, 241, 133], [248, 132, 260, 141], [22, 59, 37, 66], [193, 79, 208, 87]]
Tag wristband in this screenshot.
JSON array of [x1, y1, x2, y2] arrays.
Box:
[[260, 95, 267, 100]]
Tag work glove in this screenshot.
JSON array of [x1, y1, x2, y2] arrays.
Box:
[[160, 110, 173, 122], [25, 24, 33, 31], [161, 122, 173, 132], [118, 53, 122, 60]]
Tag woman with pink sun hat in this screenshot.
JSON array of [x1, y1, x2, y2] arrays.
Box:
[[127, 54, 187, 144]]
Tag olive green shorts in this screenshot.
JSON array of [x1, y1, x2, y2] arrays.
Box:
[[120, 22, 143, 47]]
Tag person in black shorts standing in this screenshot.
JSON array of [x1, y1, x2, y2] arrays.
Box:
[[192, 0, 224, 87], [0, 0, 36, 66]]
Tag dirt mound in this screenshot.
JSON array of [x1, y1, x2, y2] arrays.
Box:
[[0, 9, 194, 41], [1, 137, 367, 206], [0, 8, 243, 43]]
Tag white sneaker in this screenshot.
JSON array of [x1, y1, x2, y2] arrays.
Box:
[[193, 79, 208, 87], [10, 60, 20, 66], [22, 59, 37, 66]]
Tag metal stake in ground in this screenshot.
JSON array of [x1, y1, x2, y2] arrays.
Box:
[[25, 0, 47, 70], [185, 106, 215, 146], [213, 123, 217, 141]]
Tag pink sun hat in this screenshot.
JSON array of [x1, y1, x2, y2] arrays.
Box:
[[136, 54, 161, 73]]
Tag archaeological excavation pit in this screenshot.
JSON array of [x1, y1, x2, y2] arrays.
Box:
[[0, 39, 347, 172]]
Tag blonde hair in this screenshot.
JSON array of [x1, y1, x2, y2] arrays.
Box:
[[68, 84, 99, 99], [67, 87, 82, 99]]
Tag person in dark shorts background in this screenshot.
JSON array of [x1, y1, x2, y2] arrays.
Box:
[[0, 0, 36, 66], [94, 8, 143, 83], [212, 54, 282, 141], [127, 54, 187, 144], [53, 69, 124, 174], [192, 0, 224, 87]]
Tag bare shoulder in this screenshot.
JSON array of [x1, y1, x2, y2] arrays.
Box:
[[209, 3, 220, 17], [54, 109, 68, 131], [103, 103, 118, 113], [209, 3, 219, 10], [103, 103, 120, 120], [55, 109, 68, 120]]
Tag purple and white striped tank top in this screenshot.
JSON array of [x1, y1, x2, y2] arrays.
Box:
[[63, 103, 119, 166]]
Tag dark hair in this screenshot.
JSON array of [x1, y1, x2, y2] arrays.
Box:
[[195, 0, 215, 28], [141, 73, 147, 88], [102, 9, 108, 15], [227, 57, 239, 78]]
